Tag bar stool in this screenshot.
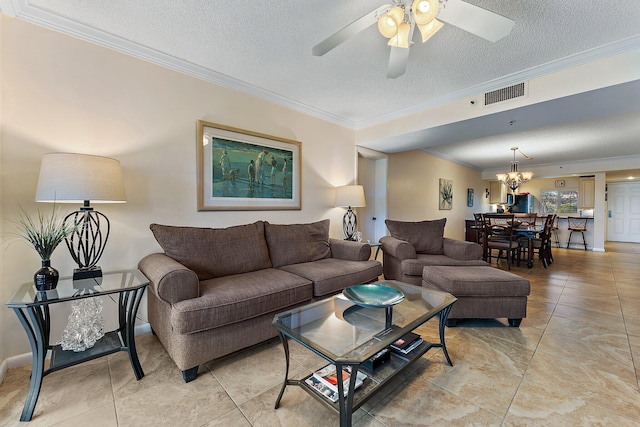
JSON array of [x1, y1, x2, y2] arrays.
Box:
[[567, 217, 588, 250], [552, 215, 560, 248]]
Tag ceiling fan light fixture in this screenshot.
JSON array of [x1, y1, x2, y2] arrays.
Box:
[[417, 18, 443, 43], [412, 0, 439, 25], [387, 21, 411, 48], [377, 6, 404, 38]]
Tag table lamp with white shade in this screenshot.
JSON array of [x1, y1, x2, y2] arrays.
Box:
[[334, 185, 366, 241], [35, 153, 126, 280]]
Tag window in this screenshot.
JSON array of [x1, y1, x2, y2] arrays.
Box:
[[541, 190, 578, 214]]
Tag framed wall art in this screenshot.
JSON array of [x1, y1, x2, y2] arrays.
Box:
[[196, 120, 301, 210], [467, 188, 474, 207], [439, 178, 453, 210]]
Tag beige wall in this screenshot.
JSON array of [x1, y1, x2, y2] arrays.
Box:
[[387, 150, 487, 241], [0, 16, 358, 362], [0, 16, 5, 369]]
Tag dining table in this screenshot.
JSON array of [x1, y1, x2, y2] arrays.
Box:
[[513, 225, 545, 268]]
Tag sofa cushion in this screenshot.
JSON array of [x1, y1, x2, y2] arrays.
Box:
[[150, 221, 272, 281], [385, 218, 446, 255], [280, 258, 382, 297], [171, 268, 312, 334], [265, 220, 331, 268], [401, 255, 488, 276]]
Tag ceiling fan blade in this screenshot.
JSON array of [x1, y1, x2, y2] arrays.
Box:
[[312, 4, 393, 56], [387, 46, 410, 79], [437, 0, 515, 42]]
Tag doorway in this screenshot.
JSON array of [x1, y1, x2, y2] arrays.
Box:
[[357, 148, 388, 243], [607, 182, 640, 243]]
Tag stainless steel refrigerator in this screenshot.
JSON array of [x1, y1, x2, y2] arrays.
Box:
[[510, 194, 535, 213]]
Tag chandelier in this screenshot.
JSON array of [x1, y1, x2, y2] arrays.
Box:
[[377, 0, 444, 47], [496, 147, 533, 193]]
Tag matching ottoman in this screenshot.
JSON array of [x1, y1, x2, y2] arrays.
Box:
[[422, 266, 530, 327]]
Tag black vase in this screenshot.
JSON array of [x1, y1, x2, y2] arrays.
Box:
[[34, 260, 59, 291]]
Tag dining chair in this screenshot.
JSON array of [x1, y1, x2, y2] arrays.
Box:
[[517, 214, 555, 268], [472, 212, 485, 244], [482, 213, 520, 270], [514, 212, 537, 226], [567, 216, 588, 250]]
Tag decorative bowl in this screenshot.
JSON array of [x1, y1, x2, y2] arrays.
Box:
[[342, 284, 405, 308]]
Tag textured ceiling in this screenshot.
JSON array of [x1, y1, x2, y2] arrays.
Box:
[[3, 0, 640, 175]]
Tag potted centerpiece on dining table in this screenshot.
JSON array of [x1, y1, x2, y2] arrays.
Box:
[[15, 207, 76, 291]]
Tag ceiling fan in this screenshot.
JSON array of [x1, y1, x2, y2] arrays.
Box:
[[312, 0, 515, 78]]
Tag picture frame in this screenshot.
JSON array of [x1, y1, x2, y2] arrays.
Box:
[[467, 188, 474, 207], [439, 178, 453, 210], [196, 120, 302, 211]]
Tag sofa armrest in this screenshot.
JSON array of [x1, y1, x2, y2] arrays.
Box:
[[329, 238, 371, 261], [442, 238, 483, 261], [138, 253, 199, 305], [379, 236, 416, 260]]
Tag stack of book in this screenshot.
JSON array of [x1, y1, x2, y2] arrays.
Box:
[[390, 330, 423, 355], [374, 325, 424, 356], [305, 364, 367, 403]]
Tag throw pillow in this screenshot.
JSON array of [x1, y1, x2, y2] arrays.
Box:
[[264, 219, 331, 268], [150, 221, 272, 280]]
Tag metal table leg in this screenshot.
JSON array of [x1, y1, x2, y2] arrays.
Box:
[[13, 306, 49, 421], [119, 288, 146, 380], [274, 331, 292, 409], [335, 363, 359, 427], [436, 305, 454, 366]]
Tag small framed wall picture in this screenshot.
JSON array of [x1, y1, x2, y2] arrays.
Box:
[[467, 188, 474, 207], [439, 178, 453, 210], [555, 180, 566, 188]]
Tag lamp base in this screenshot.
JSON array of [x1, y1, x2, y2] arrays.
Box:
[[73, 266, 103, 281], [343, 208, 358, 241]]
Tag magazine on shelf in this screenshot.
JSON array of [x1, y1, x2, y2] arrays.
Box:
[[312, 364, 367, 395], [305, 376, 341, 403]]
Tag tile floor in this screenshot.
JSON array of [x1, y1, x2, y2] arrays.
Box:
[[1, 243, 640, 426]]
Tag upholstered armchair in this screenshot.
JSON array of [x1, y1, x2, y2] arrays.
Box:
[[379, 218, 486, 286]]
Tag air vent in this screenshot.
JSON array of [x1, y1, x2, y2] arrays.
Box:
[[484, 82, 525, 106]]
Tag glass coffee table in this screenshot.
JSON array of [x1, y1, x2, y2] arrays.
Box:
[[272, 280, 456, 427]]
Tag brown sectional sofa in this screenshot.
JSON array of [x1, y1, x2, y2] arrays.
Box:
[[380, 218, 486, 285], [138, 219, 382, 382]]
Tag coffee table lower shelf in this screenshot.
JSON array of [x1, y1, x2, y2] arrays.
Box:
[[296, 340, 445, 417]]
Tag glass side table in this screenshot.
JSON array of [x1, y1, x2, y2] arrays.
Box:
[[6, 269, 148, 422]]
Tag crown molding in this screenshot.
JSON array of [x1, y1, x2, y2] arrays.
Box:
[[2, 0, 357, 128], [355, 34, 640, 129], [4, 1, 640, 131]]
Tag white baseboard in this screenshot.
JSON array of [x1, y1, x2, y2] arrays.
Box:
[[0, 359, 7, 385], [135, 323, 152, 335], [0, 322, 152, 385], [0, 352, 33, 385]]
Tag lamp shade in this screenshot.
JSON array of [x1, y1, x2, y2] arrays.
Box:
[[334, 185, 366, 208], [377, 6, 404, 38], [35, 153, 126, 203], [417, 19, 443, 43], [412, 0, 439, 25], [387, 21, 411, 48]]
